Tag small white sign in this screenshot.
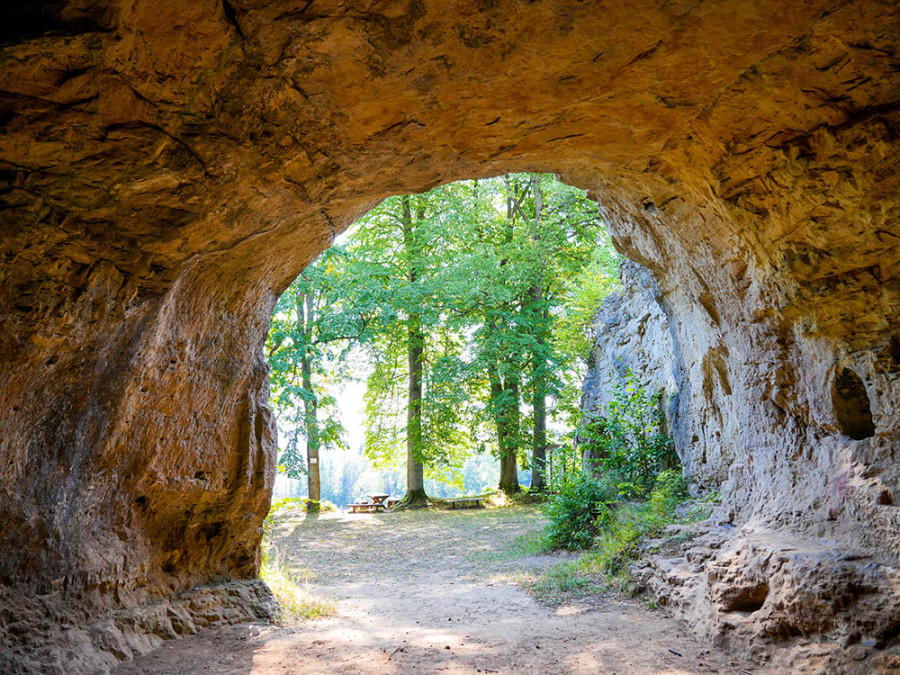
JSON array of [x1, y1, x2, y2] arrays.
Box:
[[309, 458, 318, 464]]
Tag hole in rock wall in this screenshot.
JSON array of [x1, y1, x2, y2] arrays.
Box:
[[719, 581, 769, 614], [832, 367, 875, 440]]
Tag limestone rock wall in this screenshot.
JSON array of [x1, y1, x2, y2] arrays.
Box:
[[581, 260, 683, 459], [584, 260, 900, 670], [0, 0, 898, 671]]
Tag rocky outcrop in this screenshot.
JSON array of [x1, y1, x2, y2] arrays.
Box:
[[636, 521, 900, 673], [1, 0, 898, 671], [581, 260, 683, 455], [0, 580, 276, 675], [585, 206, 900, 672]]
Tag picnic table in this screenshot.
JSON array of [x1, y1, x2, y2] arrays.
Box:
[[348, 493, 393, 514]]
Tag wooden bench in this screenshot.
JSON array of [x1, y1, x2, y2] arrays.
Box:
[[348, 502, 385, 514], [447, 497, 483, 510], [386, 498, 400, 508]]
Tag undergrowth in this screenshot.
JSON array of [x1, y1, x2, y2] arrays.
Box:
[[527, 469, 690, 603], [260, 549, 336, 622]]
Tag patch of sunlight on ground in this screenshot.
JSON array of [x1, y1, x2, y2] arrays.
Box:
[[260, 552, 336, 622]]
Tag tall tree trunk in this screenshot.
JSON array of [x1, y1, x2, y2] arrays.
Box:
[[300, 292, 321, 513], [401, 195, 429, 507], [405, 319, 427, 505], [491, 365, 522, 496], [531, 337, 547, 491], [529, 176, 547, 492]]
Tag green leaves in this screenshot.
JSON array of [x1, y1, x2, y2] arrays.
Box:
[[578, 367, 678, 494], [268, 172, 619, 492]]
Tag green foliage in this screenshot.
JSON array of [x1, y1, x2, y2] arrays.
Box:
[[267, 246, 375, 479], [541, 447, 619, 550], [554, 238, 622, 365], [587, 469, 687, 586], [529, 470, 688, 602], [578, 368, 678, 495], [269, 172, 615, 497]]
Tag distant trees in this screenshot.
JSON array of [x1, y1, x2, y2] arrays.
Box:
[[267, 173, 620, 503], [350, 192, 472, 506], [266, 247, 376, 511]]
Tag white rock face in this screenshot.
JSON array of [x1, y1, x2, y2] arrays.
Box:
[[581, 260, 681, 457]]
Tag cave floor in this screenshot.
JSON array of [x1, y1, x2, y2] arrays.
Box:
[[116, 506, 763, 674]]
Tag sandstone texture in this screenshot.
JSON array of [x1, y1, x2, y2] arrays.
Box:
[[1, 0, 898, 671], [587, 259, 900, 669], [0, 580, 276, 674]]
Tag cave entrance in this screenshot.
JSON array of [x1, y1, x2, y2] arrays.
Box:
[[264, 172, 621, 513]]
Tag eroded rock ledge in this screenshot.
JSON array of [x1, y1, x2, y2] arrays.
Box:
[[1, 0, 898, 671], [0, 580, 275, 675]]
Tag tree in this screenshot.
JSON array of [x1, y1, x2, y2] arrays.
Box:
[[267, 172, 617, 505], [448, 174, 605, 495], [267, 247, 375, 511], [351, 192, 471, 506]]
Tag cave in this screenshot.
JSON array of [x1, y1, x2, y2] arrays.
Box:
[[1, 0, 898, 672], [832, 367, 876, 440]]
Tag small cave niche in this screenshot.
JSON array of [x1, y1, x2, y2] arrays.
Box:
[[832, 368, 875, 440], [720, 581, 769, 613]]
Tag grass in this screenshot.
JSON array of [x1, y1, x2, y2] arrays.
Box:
[[260, 549, 336, 623], [523, 473, 703, 605], [263, 503, 550, 589], [468, 529, 550, 564], [524, 560, 607, 605]]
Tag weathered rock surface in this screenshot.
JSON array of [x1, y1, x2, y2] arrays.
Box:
[[0, 579, 276, 675], [636, 521, 900, 673], [587, 235, 900, 670], [0, 0, 898, 671], [581, 259, 682, 452]]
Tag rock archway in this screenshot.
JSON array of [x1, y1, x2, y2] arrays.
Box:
[[1, 0, 898, 671]]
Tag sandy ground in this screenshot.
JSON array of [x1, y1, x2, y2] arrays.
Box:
[[117, 506, 761, 674]]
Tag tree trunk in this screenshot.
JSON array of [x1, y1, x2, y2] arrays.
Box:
[[531, 364, 547, 492], [529, 176, 547, 492], [401, 195, 429, 507], [404, 318, 428, 506], [491, 366, 522, 496], [300, 293, 321, 513]]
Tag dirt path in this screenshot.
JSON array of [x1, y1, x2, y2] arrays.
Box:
[[118, 506, 758, 674]]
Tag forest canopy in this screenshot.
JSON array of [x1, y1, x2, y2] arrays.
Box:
[[266, 173, 622, 508]]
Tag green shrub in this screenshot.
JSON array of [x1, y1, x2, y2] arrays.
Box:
[[592, 469, 688, 583], [648, 469, 687, 514], [578, 368, 678, 494], [530, 469, 691, 601], [542, 451, 618, 550]]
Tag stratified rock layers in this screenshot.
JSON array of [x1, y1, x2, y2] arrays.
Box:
[[0, 0, 898, 671]]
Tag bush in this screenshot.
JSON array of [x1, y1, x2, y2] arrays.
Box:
[[542, 452, 618, 550], [578, 368, 678, 495], [591, 469, 688, 583]]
